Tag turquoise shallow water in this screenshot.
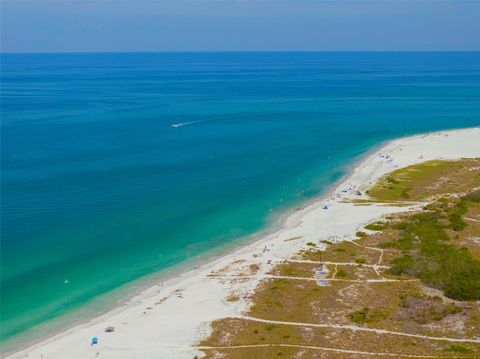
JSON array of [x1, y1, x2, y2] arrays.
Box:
[[1, 52, 480, 348]]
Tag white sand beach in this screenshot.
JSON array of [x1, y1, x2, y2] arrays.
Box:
[[7, 127, 480, 359]]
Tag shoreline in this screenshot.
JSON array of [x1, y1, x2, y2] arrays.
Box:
[[1, 129, 381, 355], [6, 126, 480, 359]]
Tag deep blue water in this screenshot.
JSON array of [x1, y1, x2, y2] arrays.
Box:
[[1, 52, 480, 347]]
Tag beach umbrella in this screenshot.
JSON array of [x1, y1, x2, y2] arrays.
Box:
[[91, 337, 98, 345]]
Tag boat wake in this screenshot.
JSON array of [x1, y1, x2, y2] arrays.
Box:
[[170, 117, 218, 128]]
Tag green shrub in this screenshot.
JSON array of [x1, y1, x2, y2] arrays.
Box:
[[348, 307, 389, 324], [388, 254, 415, 276], [265, 324, 277, 331], [391, 221, 408, 230], [444, 271, 480, 300], [400, 189, 410, 199], [386, 176, 399, 185], [282, 267, 297, 277], [348, 307, 369, 324], [369, 308, 390, 322], [355, 257, 366, 264], [445, 345, 473, 353], [464, 190, 480, 203], [364, 222, 388, 231]]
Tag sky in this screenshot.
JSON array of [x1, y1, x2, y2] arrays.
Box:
[[1, 0, 480, 53]]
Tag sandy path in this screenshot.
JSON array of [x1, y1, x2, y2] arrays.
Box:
[[465, 217, 480, 223], [210, 273, 414, 283], [287, 259, 390, 269], [237, 316, 480, 344], [197, 344, 455, 358]]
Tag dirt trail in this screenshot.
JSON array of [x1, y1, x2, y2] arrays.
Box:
[[465, 217, 480, 223], [209, 273, 416, 283], [287, 259, 390, 269], [236, 316, 480, 344], [197, 343, 460, 358]]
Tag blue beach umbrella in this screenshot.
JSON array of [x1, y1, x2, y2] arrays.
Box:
[[91, 337, 98, 345]]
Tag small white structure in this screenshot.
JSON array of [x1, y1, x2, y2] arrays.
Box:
[[314, 265, 330, 286]]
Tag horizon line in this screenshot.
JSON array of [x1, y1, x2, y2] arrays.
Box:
[[2, 50, 480, 55]]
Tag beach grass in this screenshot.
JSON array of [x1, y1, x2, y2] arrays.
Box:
[[367, 158, 480, 201]]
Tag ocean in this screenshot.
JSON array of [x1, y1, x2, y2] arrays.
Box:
[[1, 52, 479, 349]]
